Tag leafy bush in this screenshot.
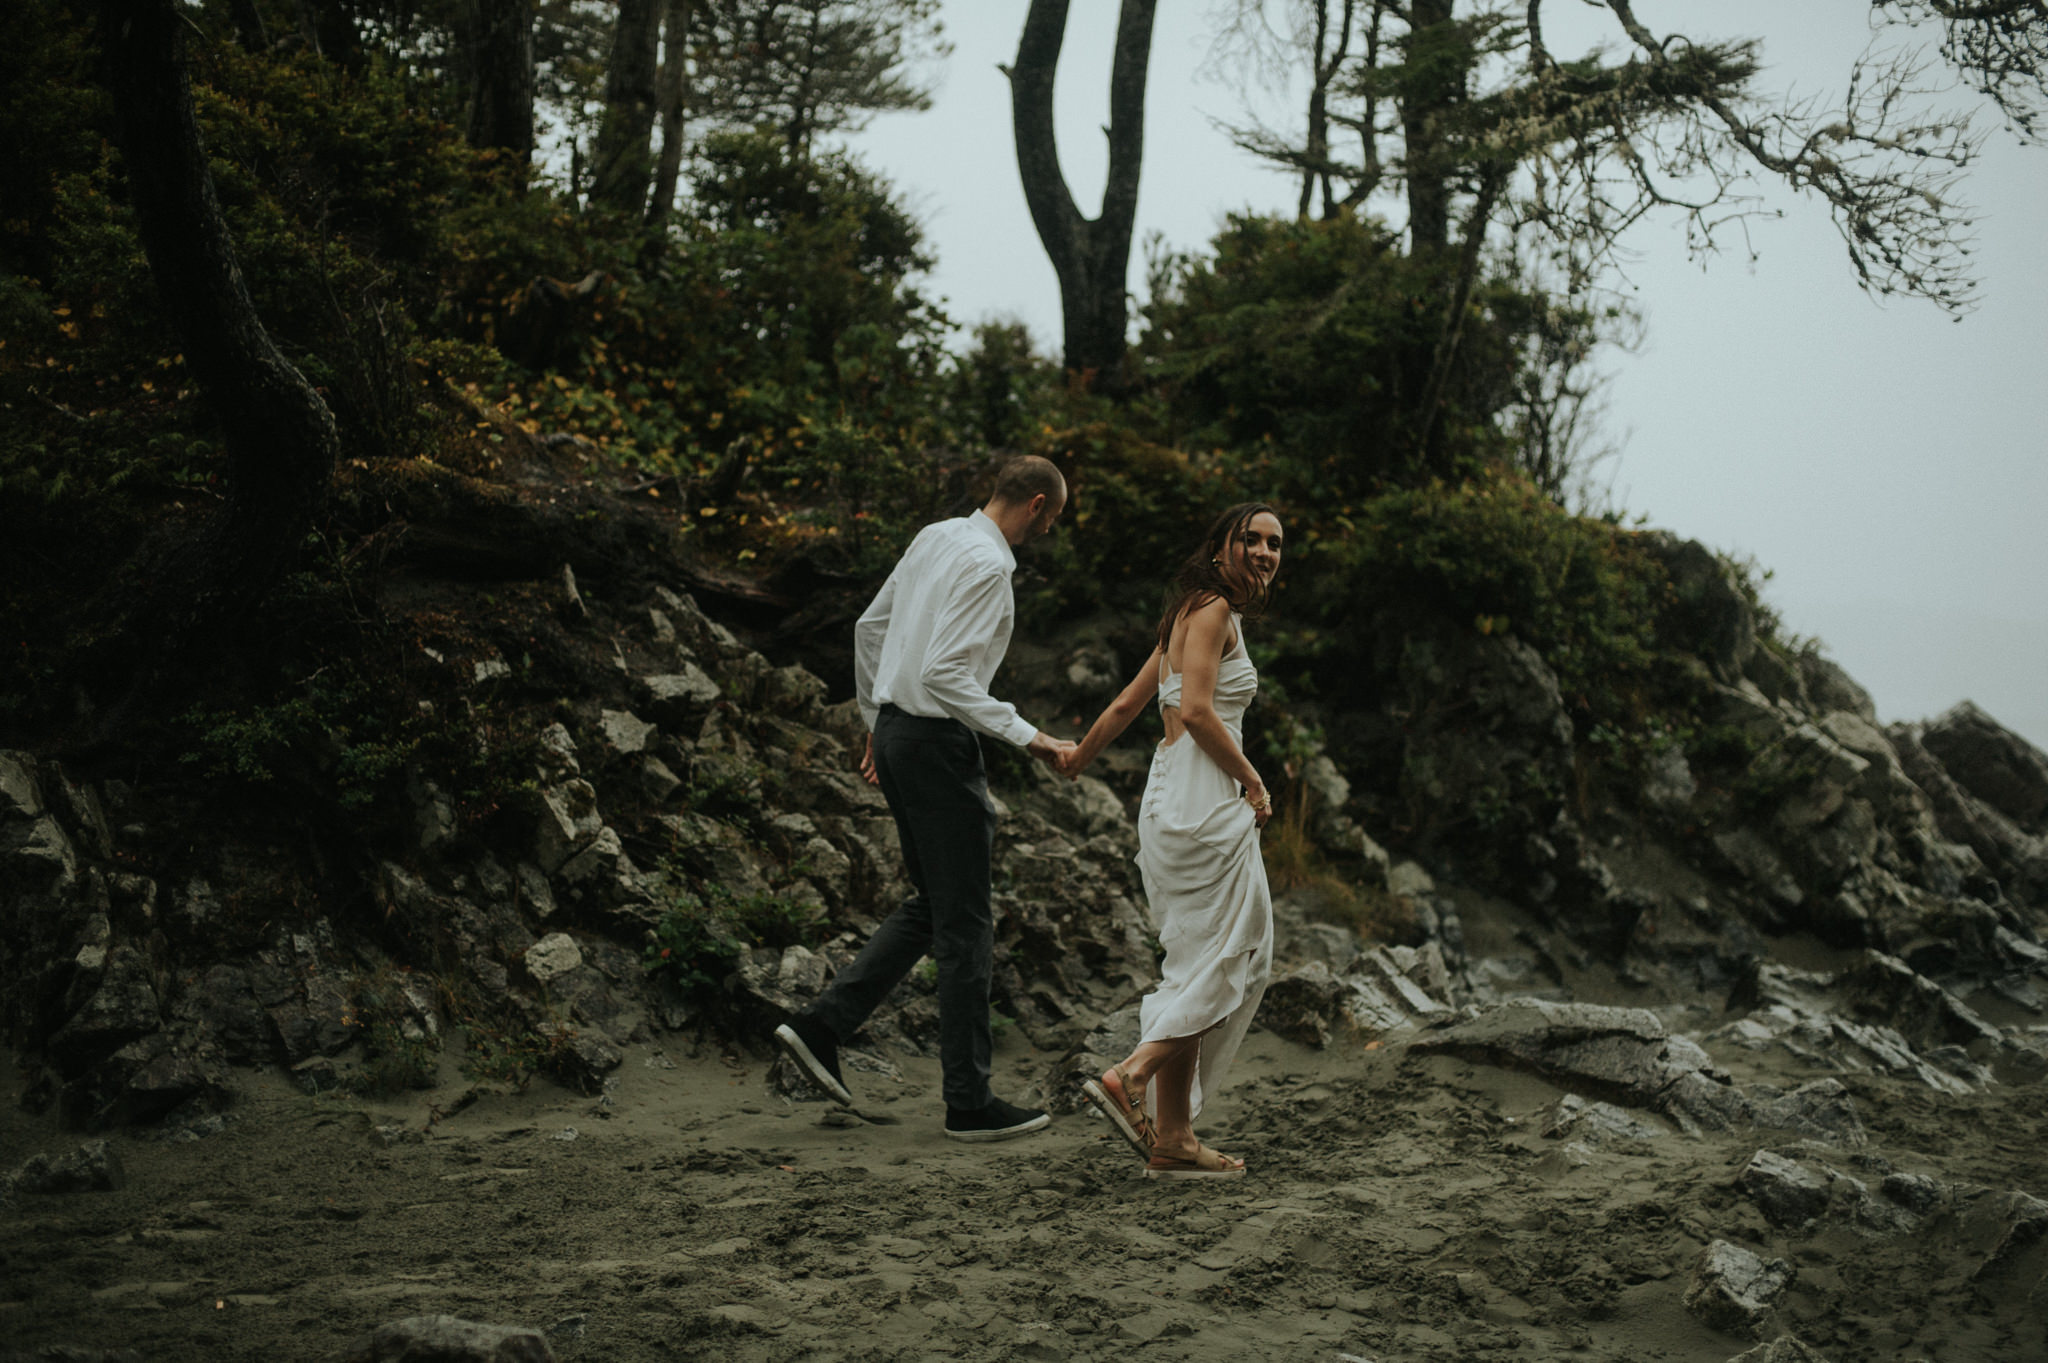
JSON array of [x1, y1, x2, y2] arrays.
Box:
[[1302, 471, 1669, 723], [643, 883, 828, 998]]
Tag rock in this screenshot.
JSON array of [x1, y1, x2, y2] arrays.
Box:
[[1736, 1150, 1830, 1229], [8, 1138, 126, 1194], [1881, 1171, 1944, 1216], [1726, 959, 1995, 1097], [534, 723, 579, 779], [538, 1026, 622, 1095], [598, 709, 657, 756], [555, 827, 641, 903], [1727, 1337, 1835, 1363], [0, 749, 42, 820], [1972, 1191, 2048, 1288], [47, 943, 161, 1071], [1892, 721, 2048, 908], [655, 813, 774, 897], [760, 663, 828, 718], [776, 943, 831, 998], [1711, 829, 1804, 909], [1798, 653, 1876, 723], [514, 862, 556, 919], [523, 934, 583, 985], [653, 584, 743, 659], [409, 774, 457, 851], [640, 756, 682, 802], [1920, 700, 2048, 829], [1646, 536, 1757, 682], [639, 665, 722, 730], [1747, 1079, 1865, 1145], [1685, 1240, 1793, 1337], [1538, 1094, 1668, 1142], [1411, 999, 1745, 1131], [532, 780, 602, 873], [1256, 953, 1449, 1049], [341, 1314, 557, 1362], [1642, 743, 1698, 814], [1834, 951, 2003, 1054]]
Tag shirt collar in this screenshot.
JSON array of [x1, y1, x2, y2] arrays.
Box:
[[969, 509, 1017, 572]]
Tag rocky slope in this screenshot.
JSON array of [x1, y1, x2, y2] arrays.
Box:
[[2, 515, 2046, 1361]]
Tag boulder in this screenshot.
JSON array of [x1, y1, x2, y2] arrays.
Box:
[[523, 934, 583, 985], [342, 1314, 557, 1363], [1797, 652, 1877, 723], [1892, 721, 2048, 907], [1411, 999, 1749, 1133], [532, 780, 602, 873], [598, 709, 656, 756], [1538, 1094, 1668, 1142], [534, 723, 579, 780], [1736, 1150, 1830, 1229], [1646, 536, 1758, 682], [1710, 829, 1805, 910], [639, 665, 722, 731], [8, 1138, 126, 1194], [1920, 700, 2048, 829], [1685, 1239, 1793, 1337], [1642, 743, 1699, 814], [1747, 1079, 1865, 1145]]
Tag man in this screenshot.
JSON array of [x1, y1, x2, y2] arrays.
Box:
[[776, 455, 1075, 1141]]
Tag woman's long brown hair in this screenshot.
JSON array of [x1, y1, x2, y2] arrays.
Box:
[[1153, 502, 1280, 654]]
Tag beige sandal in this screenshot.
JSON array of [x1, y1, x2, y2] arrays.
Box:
[[1080, 1063, 1156, 1160], [1144, 1142, 1246, 1181]]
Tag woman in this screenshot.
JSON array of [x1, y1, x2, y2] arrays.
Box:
[[1061, 503, 1283, 1179]]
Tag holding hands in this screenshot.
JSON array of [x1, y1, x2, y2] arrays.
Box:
[[1027, 730, 1078, 775]]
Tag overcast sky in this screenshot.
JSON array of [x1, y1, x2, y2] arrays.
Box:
[[844, 0, 2048, 752]]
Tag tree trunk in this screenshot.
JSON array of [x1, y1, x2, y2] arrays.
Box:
[[1399, 0, 1456, 253], [590, 0, 666, 214], [299, 0, 364, 73], [463, 0, 536, 177], [646, 0, 695, 228], [1008, 0, 1159, 387], [96, 0, 341, 638]]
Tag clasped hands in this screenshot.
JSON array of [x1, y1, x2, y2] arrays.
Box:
[[1027, 731, 1081, 778]]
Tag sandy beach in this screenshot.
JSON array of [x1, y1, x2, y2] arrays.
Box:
[[5, 969, 2042, 1363]]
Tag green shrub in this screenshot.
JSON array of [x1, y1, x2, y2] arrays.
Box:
[[643, 883, 828, 998]]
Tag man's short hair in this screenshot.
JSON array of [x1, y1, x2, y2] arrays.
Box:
[[990, 455, 1065, 507]]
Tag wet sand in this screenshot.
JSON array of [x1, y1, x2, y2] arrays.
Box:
[[3, 1010, 2042, 1362]]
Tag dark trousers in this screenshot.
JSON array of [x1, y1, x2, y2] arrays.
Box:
[[805, 706, 1000, 1110]]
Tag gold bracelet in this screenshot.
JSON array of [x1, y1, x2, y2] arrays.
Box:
[[1248, 793, 1271, 812]]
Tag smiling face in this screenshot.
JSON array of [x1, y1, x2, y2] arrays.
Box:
[[1221, 510, 1284, 595]]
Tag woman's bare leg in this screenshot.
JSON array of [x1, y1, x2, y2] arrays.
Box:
[[1108, 1026, 1242, 1170]]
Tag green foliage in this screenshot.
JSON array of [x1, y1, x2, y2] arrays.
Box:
[[343, 968, 441, 1097], [1136, 213, 1588, 492], [643, 882, 828, 998], [1305, 471, 1668, 722], [175, 663, 538, 828]]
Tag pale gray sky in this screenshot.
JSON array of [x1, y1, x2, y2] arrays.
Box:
[[846, 1, 2048, 751]]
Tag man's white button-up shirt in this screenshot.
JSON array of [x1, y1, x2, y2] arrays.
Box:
[[854, 511, 1038, 747]]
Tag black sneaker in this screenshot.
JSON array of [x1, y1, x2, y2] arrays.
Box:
[[774, 1018, 853, 1105], [943, 1097, 1051, 1143]]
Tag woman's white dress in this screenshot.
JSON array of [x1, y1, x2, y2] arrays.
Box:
[[1133, 617, 1274, 1119]]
